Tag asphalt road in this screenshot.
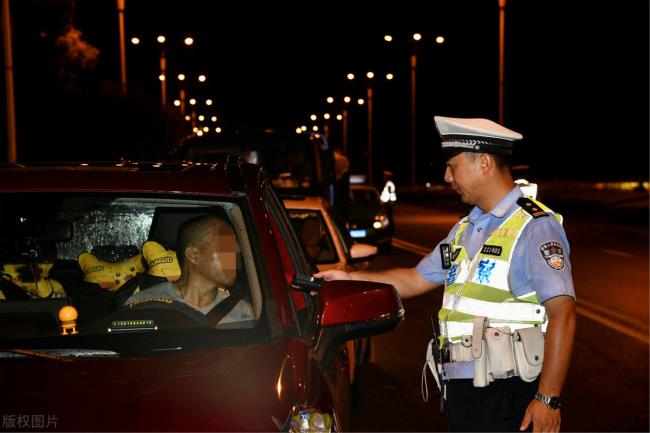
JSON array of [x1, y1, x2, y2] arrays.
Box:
[[350, 196, 649, 432]]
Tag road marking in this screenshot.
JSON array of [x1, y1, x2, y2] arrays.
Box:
[[392, 238, 431, 256], [576, 298, 648, 330], [601, 249, 634, 258], [392, 239, 650, 345], [576, 305, 649, 345]]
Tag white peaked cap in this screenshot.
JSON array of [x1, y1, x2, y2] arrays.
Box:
[[434, 116, 523, 156]]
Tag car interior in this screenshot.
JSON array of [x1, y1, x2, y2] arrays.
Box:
[[0, 194, 264, 335]]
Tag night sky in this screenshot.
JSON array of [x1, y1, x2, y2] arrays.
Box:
[[3, 0, 648, 183]]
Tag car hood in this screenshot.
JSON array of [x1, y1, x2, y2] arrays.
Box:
[[0, 341, 305, 431]]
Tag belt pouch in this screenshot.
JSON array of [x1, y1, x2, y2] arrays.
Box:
[[450, 335, 473, 362], [513, 327, 545, 382], [471, 316, 490, 387], [484, 326, 516, 379]]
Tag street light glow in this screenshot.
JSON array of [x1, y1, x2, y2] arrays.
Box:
[[312, 126, 319, 131], [198, 115, 205, 121], [295, 127, 302, 134], [184, 115, 191, 121], [173, 100, 181, 107], [184, 37, 194, 46], [336, 114, 343, 121], [189, 98, 197, 105], [347, 73, 355, 80], [343, 96, 351, 103], [211, 116, 217, 122], [323, 113, 331, 120], [412, 33, 422, 41], [384, 34, 393, 42], [366, 71, 375, 79], [177, 73, 186, 81], [215, 127, 222, 134], [326, 96, 334, 104], [130, 37, 140, 45], [158, 74, 165, 81], [386, 73, 394, 80], [300, 126, 307, 132], [198, 75, 207, 82], [157, 35, 166, 44], [435, 35, 445, 44], [310, 114, 317, 121], [357, 98, 365, 105]]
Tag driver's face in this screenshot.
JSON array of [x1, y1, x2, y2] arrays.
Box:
[[198, 221, 238, 287]]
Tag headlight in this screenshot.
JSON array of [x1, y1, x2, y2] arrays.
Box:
[[373, 214, 389, 229], [286, 405, 333, 433]]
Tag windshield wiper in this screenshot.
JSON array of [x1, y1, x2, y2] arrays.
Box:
[[0, 348, 120, 362]]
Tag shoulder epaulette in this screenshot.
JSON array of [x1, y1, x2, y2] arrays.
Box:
[[517, 197, 549, 219]]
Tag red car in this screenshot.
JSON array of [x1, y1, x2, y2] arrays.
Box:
[[0, 158, 403, 432]]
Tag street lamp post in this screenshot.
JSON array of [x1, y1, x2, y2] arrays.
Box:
[[117, 0, 127, 95], [410, 47, 417, 187], [385, 33, 444, 186], [156, 35, 167, 107], [499, 0, 506, 124], [341, 96, 351, 155], [347, 71, 392, 185]]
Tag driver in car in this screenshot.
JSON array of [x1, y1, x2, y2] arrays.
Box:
[[126, 214, 254, 324]]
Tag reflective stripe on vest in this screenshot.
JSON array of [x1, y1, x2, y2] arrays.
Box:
[[438, 197, 561, 342]]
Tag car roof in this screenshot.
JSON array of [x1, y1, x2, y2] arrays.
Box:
[[0, 159, 262, 196]]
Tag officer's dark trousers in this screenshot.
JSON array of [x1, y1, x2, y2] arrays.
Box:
[[446, 377, 539, 432]]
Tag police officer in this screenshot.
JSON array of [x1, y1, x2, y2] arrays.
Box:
[[380, 170, 397, 236], [316, 116, 576, 432]]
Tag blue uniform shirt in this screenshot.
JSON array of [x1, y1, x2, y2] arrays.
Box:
[[416, 187, 575, 303]]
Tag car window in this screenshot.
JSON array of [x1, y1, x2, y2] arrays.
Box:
[[0, 193, 264, 348], [287, 210, 338, 265]]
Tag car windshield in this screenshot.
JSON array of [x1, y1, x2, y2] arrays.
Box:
[[0, 193, 264, 354], [350, 187, 381, 207]]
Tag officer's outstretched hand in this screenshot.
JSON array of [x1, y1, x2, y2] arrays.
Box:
[[313, 269, 351, 281], [520, 399, 560, 433]]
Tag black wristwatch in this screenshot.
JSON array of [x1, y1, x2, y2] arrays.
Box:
[[534, 392, 562, 409]]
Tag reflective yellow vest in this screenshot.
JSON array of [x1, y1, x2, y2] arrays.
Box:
[[438, 198, 562, 343]]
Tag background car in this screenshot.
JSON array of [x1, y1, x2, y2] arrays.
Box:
[[347, 183, 393, 251], [0, 158, 403, 432], [283, 195, 376, 272], [283, 195, 378, 377]]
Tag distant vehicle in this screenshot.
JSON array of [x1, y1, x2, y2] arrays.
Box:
[[347, 184, 393, 251], [283, 195, 378, 377], [0, 159, 403, 432], [173, 129, 350, 218]]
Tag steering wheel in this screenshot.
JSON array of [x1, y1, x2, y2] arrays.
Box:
[[121, 297, 214, 328]]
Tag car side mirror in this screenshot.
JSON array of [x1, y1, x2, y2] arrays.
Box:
[[348, 242, 377, 263], [315, 279, 404, 366]]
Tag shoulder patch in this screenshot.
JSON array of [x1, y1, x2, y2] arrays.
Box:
[[517, 197, 549, 219], [539, 241, 565, 270]]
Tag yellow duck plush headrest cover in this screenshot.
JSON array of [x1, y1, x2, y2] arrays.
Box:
[[141, 240, 181, 281], [78, 253, 145, 292]]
